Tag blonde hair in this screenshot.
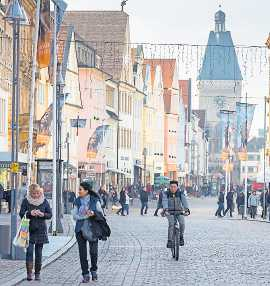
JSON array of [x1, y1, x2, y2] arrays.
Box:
[[29, 183, 41, 194]]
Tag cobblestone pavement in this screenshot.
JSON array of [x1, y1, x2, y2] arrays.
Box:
[[17, 198, 270, 286], [0, 215, 73, 284]]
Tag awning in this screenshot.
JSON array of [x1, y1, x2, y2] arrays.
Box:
[[106, 109, 119, 121]]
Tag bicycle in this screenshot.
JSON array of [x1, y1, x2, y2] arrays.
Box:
[[163, 208, 189, 261]]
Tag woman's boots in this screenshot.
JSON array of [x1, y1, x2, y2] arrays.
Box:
[[26, 262, 42, 281], [26, 262, 33, 281], [35, 263, 42, 281]]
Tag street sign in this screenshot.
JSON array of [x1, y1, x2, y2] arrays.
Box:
[[10, 162, 20, 173]]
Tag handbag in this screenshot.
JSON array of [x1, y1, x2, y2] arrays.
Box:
[[13, 214, 30, 249], [81, 219, 96, 242]]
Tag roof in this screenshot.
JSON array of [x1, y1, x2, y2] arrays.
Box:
[[179, 80, 189, 107], [143, 59, 176, 89], [192, 110, 206, 130], [57, 25, 73, 79], [64, 11, 129, 80], [198, 30, 242, 81]]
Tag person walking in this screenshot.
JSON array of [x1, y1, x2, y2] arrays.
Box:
[[224, 189, 234, 217], [237, 191, 245, 219], [266, 189, 270, 221], [140, 187, 149, 215], [116, 188, 126, 216], [19, 184, 52, 281], [123, 189, 130, 215], [98, 186, 109, 216], [248, 190, 259, 219], [154, 188, 164, 216], [0, 183, 4, 213], [73, 181, 103, 283], [215, 189, 225, 217]]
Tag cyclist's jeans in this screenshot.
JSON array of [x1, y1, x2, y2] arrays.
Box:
[[167, 215, 185, 241]]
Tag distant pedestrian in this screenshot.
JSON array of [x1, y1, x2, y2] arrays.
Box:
[[19, 184, 52, 281], [123, 190, 130, 215], [116, 188, 126, 216], [111, 190, 118, 206], [215, 189, 225, 217], [140, 187, 149, 215], [224, 189, 234, 217], [73, 181, 105, 283], [237, 191, 245, 219], [98, 186, 109, 216], [154, 188, 164, 216], [248, 190, 259, 219], [0, 183, 4, 213]]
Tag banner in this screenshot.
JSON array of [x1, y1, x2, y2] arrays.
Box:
[[236, 103, 255, 148], [37, 0, 51, 68], [87, 125, 109, 159]]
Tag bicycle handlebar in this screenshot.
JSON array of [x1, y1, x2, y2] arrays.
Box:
[[163, 208, 190, 216]]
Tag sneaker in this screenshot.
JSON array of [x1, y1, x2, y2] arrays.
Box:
[[167, 240, 173, 248], [180, 236, 184, 246], [82, 274, 90, 283], [91, 271, 98, 281]]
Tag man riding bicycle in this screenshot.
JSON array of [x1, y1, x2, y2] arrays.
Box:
[[162, 181, 190, 248]]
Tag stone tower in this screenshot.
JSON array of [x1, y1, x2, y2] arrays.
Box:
[[198, 9, 242, 174]]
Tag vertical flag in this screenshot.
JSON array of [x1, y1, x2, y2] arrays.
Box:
[[236, 102, 255, 149], [37, 0, 51, 68]]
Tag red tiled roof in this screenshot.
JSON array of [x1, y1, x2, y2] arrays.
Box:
[[179, 80, 189, 107], [144, 59, 176, 89]]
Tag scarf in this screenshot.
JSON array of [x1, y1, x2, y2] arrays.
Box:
[[26, 193, 45, 206]]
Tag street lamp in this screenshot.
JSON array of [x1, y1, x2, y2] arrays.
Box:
[[5, 0, 29, 260]]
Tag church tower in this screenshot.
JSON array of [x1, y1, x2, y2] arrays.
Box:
[[198, 9, 242, 174]]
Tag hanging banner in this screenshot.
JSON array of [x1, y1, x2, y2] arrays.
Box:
[[87, 125, 109, 159], [236, 102, 256, 149], [37, 0, 51, 68]]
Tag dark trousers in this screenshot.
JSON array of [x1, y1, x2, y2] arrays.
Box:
[[141, 201, 148, 215], [26, 242, 43, 265], [250, 206, 257, 219], [76, 231, 98, 276], [224, 204, 233, 217], [154, 207, 162, 216]]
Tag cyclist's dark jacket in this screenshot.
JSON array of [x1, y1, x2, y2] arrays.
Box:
[[162, 189, 189, 211]]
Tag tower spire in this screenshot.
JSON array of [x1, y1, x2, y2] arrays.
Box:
[[215, 8, 226, 32]]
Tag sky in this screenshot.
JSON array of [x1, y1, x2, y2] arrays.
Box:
[[66, 0, 270, 136]]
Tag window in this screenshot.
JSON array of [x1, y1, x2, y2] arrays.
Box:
[[37, 83, 45, 105], [89, 119, 91, 129], [106, 86, 114, 108], [0, 98, 6, 134]]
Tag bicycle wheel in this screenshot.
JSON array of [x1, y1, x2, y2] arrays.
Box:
[[174, 229, 180, 261]]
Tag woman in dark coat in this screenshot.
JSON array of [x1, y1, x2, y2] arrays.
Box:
[[19, 184, 52, 281], [73, 181, 103, 283]]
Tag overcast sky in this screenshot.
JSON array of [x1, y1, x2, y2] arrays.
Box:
[[66, 0, 270, 135]]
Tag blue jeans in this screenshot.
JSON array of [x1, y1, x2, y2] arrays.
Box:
[[141, 202, 148, 215], [124, 204, 129, 215], [216, 202, 224, 216]]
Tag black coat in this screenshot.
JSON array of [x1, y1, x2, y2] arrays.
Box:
[[119, 191, 126, 204], [90, 212, 111, 241], [218, 192, 224, 204], [19, 198, 52, 244], [140, 191, 148, 203]]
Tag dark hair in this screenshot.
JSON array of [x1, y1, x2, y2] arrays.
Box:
[[80, 181, 93, 193], [170, 180, 178, 186]]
